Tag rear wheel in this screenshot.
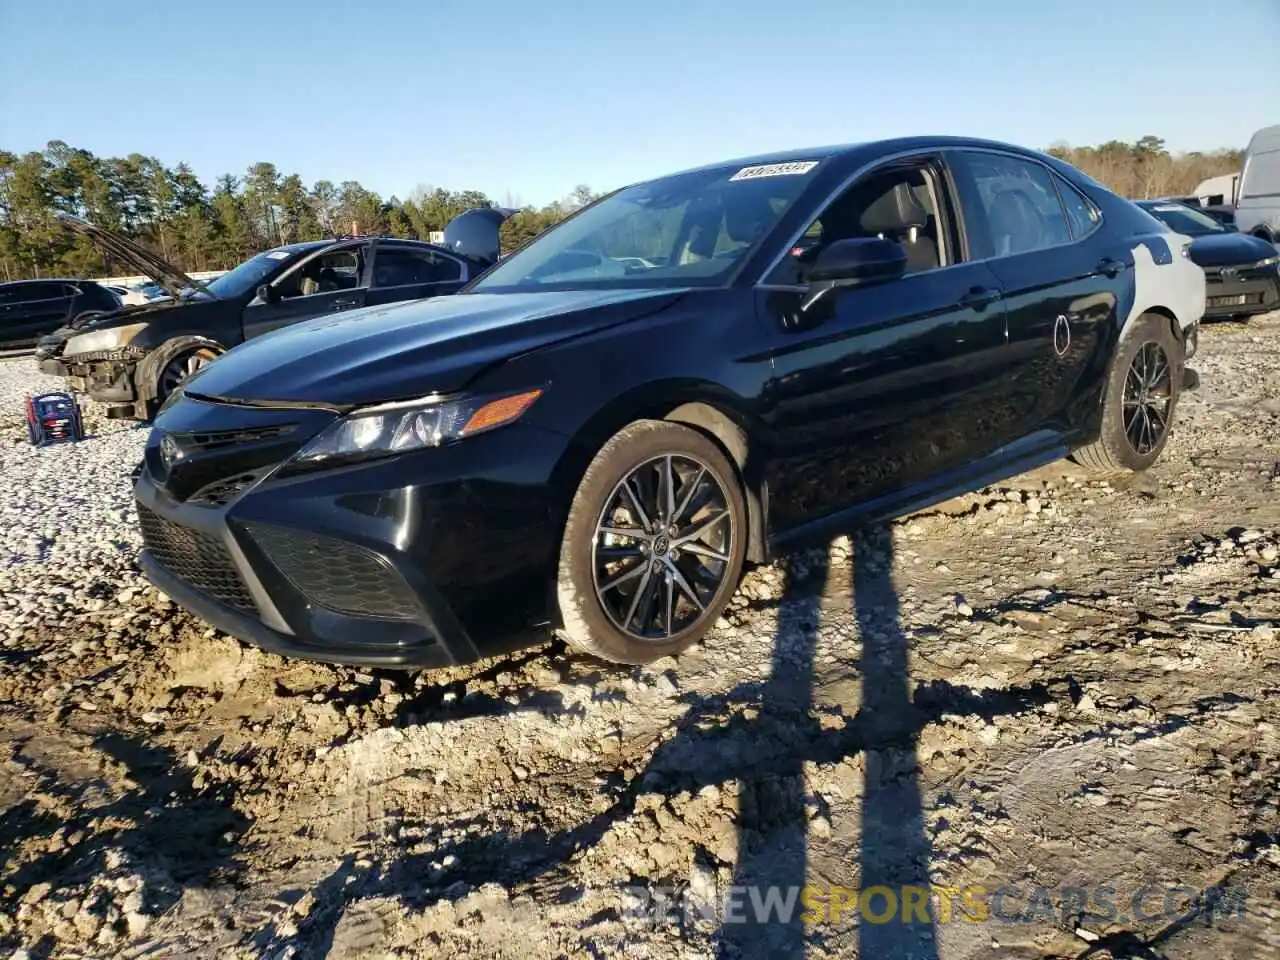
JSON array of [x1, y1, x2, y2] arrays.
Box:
[[1074, 313, 1183, 473], [557, 420, 747, 664]]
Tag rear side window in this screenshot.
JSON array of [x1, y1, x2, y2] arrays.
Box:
[[1053, 176, 1102, 240], [372, 247, 464, 287], [962, 152, 1073, 257]]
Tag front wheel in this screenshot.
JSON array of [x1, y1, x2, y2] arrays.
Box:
[[156, 346, 219, 403], [557, 419, 747, 664], [1073, 313, 1183, 473]]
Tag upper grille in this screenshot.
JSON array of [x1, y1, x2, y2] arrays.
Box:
[[246, 523, 421, 621], [138, 505, 256, 614]]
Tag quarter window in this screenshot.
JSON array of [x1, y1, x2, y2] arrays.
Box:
[[372, 247, 464, 287], [964, 153, 1073, 256], [1054, 175, 1102, 240]]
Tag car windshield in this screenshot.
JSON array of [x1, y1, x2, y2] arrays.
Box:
[[204, 248, 300, 298], [1140, 202, 1225, 236], [472, 160, 823, 292]]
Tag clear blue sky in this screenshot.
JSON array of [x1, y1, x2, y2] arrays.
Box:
[[1, 0, 1277, 206]]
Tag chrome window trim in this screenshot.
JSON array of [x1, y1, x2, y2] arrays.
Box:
[[754, 148, 945, 285], [950, 146, 1104, 257], [754, 145, 1109, 287]]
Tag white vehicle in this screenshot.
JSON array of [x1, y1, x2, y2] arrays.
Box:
[[1236, 125, 1280, 244]]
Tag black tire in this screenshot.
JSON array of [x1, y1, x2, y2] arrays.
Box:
[[1074, 312, 1183, 474], [557, 419, 747, 664]]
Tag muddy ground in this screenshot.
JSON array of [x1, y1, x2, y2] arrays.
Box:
[[2, 313, 1279, 960]]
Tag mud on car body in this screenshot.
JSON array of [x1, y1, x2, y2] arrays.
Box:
[[134, 136, 1204, 670], [44, 210, 508, 420]]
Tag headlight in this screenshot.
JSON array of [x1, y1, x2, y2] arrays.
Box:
[[289, 388, 543, 468], [1254, 255, 1279, 269], [63, 322, 150, 356]]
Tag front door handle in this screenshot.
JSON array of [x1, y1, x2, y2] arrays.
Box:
[[1096, 257, 1127, 277], [331, 297, 361, 310], [958, 286, 1002, 310]]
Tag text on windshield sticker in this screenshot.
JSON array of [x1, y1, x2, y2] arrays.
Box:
[[729, 161, 820, 181]]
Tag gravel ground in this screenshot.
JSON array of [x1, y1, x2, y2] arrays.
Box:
[[2, 314, 1280, 960]]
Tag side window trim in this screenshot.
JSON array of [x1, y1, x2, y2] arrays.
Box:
[[949, 148, 1096, 262], [758, 151, 960, 286], [369, 243, 467, 288], [1047, 172, 1103, 241]]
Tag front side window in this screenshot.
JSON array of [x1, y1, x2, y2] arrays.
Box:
[[274, 246, 367, 299], [372, 246, 463, 287], [769, 162, 948, 284], [964, 153, 1073, 257], [471, 160, 822, 292]]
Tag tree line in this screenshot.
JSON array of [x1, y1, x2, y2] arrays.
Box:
[[0, 136, 1243, 282]]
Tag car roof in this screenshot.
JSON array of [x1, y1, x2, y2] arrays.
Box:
[[647, 135, 1056, 183], [0, 277, 87, 287]]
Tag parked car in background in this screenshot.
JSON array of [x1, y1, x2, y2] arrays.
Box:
[[1236, 124, 1280, 244], [1137, 199, 1280, 320], [0, 279, 121, 351], [42, 209, 508, 419], [133, 136, 1204, 670]]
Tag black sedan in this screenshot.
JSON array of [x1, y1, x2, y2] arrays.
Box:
[[0, 279, 121, 350], [44, 210, 507, 420], [1136, 199, 1280, 320], [135, 136, 1205, 669]]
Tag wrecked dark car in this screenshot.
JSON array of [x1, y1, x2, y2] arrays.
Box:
[[136, 136, 1204, 671], [43, 210, 507, 419]]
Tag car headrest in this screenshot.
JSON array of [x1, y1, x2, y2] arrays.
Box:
[[861, 182, 930, 235]]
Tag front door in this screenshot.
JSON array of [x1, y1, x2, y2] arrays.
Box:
[[754, 156, 1011, 538], [243, 241, 371, 339], [949, 150, 1120, 443]]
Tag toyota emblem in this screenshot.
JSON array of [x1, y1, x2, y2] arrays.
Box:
[[160, 433, 182, 468]]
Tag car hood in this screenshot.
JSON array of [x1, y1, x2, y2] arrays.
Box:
[[1187, 232, 1278, 268], [183, 288, 687, 406], [55, 212, 209, 300]]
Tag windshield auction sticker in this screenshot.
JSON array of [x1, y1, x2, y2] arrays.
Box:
[[729, 161, 820, 181]]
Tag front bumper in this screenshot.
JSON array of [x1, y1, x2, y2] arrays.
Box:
[[61, 354, 146, 418], [134, 418, 577, 668], [1203, 268, 1280, 319]]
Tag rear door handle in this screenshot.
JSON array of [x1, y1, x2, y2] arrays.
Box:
[[1096, 257, 1127, 277], [958, 286, 1002, 310]]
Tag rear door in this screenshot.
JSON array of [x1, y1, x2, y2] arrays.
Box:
[[364, 241, 469, 308], [754, 153, 1011, 535], [242, 241, 372, 339], [949, 150, 1121, 442], [0, 282, 75, 348]]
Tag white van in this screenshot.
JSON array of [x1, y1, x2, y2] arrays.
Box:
[[1236, 125, 1280, 243]]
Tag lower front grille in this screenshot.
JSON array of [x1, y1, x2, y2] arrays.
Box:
[[1207, 293, 1264, 308], [138, 505, 257, 614], [246, 523, 421, 621]]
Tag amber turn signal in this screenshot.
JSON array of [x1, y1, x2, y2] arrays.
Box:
[[460, 389, 543, 437]]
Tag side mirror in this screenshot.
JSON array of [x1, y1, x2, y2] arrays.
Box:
[[809, 237, 908, 285], [255, 283, 279, 304]]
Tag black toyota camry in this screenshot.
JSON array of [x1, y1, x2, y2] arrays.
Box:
[[136, 136, 1205, 669]]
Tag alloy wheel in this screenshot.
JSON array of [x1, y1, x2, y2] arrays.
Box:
[[592, 454, 735, 641], [159, 348, 217, 398], [1122, 341, 1172, 455]]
